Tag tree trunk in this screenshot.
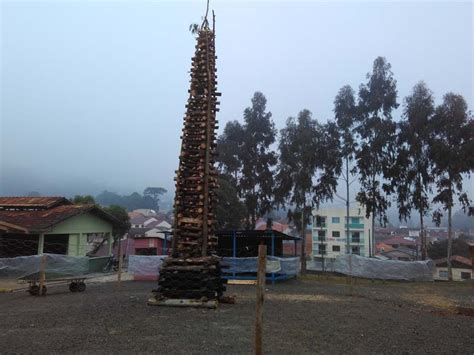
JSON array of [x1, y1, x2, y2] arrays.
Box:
[[300, 199, 307, 275], [447, 203, 453, 281], [369, 190, 376, 258], [251, 186, 257, 229], [420, 209, 426, 261], [346, 156, 350, 255]]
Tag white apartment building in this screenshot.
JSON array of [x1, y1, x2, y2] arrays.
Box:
[[311, 205, 373, 260]]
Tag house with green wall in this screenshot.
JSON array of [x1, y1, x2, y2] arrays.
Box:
[[0, 197, 124, 258]]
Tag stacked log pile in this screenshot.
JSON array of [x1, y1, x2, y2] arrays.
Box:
[[151, 19, 226, 304]]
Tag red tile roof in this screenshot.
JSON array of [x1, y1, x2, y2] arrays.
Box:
[[375, 242, 394, 253], [0, 221, 29, 233], [0, 204, 123, 232], [434, 255, 472, 267]]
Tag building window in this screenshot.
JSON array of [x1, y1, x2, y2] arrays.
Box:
[[332, 245, 340, 252], [352, 232, 360, 243], [351, 217, 360, 224], [439, 270, 448, 278], [351, 246, 360, 255], [319, 244, 326, 253], [332, 231, 340, 238], [332, 217, 340, 223], [461, 272, 471, 280], [315, 216, 326, 227], [318, 231, 326, 240]]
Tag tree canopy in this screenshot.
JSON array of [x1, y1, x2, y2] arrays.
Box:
[[215, 175, 247, 230], [355, 56, 398, 256], [72, 195, 96, 204], [216, 92, 277, 228], [96, 190, 156, 211]]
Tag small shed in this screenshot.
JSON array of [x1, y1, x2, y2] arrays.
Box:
[[216, 229, 301, 283]]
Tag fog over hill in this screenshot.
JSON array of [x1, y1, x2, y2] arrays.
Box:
[[1, 1, 472, 226]]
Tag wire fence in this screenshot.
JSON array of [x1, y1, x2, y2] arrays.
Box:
[[0, 234, 112, 259]]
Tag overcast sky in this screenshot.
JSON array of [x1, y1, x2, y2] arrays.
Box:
[[1, 0, 472, 202]]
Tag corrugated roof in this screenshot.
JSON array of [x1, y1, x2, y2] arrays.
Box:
[[383, 236, 417, 246], [0, 197, 71, 210]]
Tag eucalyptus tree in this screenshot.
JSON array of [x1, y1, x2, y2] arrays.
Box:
[[392, 82, 435, 260], [143, 187, 167, 211], [430, 93, 473, 280], [276, 110, 341, 273], [355, 57, 398, 257], [216, 175, 247, 230], [216, 120, 245, 185], [275, 109, 321, 273], [334, 85, 358, 255], [240, 92, 278, 228]]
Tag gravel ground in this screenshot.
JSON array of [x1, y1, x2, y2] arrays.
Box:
[[0, 278, 473, 354]]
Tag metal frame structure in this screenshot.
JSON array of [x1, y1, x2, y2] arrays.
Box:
[[216, 229, 301, 284]]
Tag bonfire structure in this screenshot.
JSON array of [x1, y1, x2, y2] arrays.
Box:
[[148, 13, 226, 307]]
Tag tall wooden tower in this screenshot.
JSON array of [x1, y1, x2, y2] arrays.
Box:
[[149, 13, 226, 306]]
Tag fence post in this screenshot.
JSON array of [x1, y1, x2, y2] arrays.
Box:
[[469, 243, 474, 288], [39, 254, 47, 296], [255, 244, 266, 355], [117, 236, 123, 288], [37, 233, 44, 254], [232, 230, 237, 279]]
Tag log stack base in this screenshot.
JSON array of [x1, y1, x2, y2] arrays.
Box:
[[149, 256, 226, 306]]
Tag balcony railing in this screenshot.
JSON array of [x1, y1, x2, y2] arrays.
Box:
[[313, 223, 326, 229], [345, 223, 364, 229]]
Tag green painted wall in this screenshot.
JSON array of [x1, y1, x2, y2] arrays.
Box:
[[67, 233, 80, 256], [44, 212, 114, 256], [49, 213, 113, 235]]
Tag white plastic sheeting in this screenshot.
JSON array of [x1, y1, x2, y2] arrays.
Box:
[[309, 255, 435, 281], [0, 254, 89, 279], [128, 255, 167, 277], [222, 256, 300, 275]]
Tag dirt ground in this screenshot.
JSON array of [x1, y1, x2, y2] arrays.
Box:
[[0, 277, 473, 354]]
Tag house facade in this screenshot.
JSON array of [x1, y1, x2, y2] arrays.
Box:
[[0, 197, 124, 257], [311, 205, 373, 260], [434, 256, 472, 281]]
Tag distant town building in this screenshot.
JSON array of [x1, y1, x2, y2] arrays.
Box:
[[311, 205, 373, 260], [126, 210, 172, 256], [133, 209, 158, 216], [434, 256, 472, 281], [381, 247, 418, 261]]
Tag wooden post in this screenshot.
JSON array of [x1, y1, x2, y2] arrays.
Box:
[[38, 254, 47, 296], [38, 233, 45, 254], [469, 243, 474, 288], [255, 244, 266, 355], [117, 236, 123, 288]]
